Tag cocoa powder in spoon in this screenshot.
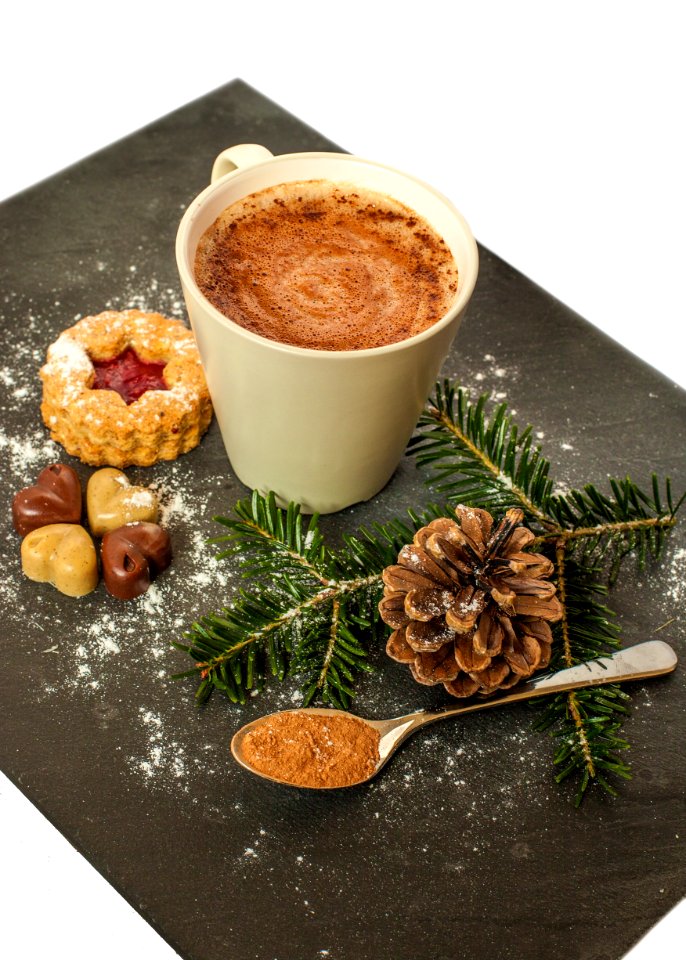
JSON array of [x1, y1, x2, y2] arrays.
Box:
[[240, 712, 381, 788]]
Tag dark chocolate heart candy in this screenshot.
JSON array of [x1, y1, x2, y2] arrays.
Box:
[[12, 463, 82, 537], [101, 522, 172, 600]]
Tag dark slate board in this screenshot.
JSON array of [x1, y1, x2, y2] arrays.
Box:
[[1, 79, 685, 960]]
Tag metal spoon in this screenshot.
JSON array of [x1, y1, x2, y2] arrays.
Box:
[[230, 639, 677, 788]]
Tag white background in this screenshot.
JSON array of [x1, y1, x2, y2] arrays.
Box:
[[1, 1, 684, 957]]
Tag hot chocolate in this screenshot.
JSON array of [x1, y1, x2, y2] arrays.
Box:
[[193, 180, 459, 351]]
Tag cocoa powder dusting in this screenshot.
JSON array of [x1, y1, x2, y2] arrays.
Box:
[[194, 179, 459, 350], [240, 712, 381, 788]]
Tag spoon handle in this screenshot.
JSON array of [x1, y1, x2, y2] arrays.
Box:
[[430, 639, 677, 721], [377, 640, 677, 752]]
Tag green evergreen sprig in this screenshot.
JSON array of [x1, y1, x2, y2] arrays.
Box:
[[545, 474, 684, 582], [177, 380, 682, 804], [409, 381, 681, 803], [174, 492, 384, 708], [408, 379, 556, 524]]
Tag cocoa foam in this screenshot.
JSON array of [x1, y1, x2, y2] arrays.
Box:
[[193, 180, 459, 351]]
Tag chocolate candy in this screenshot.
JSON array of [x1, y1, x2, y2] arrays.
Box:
[[12, 463, 82, 537], [101, 522, 172, 600], [21, 523, 98, 597], [87, 467, 159, 537]]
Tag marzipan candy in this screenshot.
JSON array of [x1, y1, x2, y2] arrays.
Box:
[[87, 467, 158, 537], [21, 523, 98, 597]]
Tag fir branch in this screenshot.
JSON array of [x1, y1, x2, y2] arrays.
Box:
[[174, 492, 383, 708], [535, 547, 631, 803], [408, 380, 556, 529], [407, 381, 682, 801], [210, 489, 331, 581], [535, 683, 632, 805], [293, 591, 379, 707], [341, 504, 449, 575], [411, 381, 680, 579], [543, 476, 681, 582], [550, 549, 621, 671]]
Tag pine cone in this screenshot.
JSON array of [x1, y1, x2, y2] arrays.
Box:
[[379, 505, 563, 697]]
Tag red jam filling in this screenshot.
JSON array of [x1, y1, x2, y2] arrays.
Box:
[[91, 348, 168, 405]]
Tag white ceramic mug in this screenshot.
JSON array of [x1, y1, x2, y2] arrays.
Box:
[[176, 145, 479, 514]]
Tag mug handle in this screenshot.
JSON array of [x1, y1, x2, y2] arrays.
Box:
[[211, 144, 274, 183]]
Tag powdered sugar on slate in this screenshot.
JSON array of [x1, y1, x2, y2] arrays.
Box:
[[0, 282, 239, 799]]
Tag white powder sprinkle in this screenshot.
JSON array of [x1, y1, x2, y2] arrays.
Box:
[[664, 548, 686, 604], [0, 283, 239, 798]]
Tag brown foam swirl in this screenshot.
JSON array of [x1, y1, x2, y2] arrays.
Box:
[[194, 180, 459, 351]]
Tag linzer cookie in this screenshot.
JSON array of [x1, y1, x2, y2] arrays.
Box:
[[40, 310, 213, 467]]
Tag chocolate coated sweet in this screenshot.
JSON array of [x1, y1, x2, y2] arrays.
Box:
[[101, 522, 172, 600], [12, 463, 82, 537]]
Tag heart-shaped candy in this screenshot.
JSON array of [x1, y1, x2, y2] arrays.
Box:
[[87, 467, 159, 537], [21, 523, 98, 597], [101, 522, 172, 600], [12, 463, 82, 538]]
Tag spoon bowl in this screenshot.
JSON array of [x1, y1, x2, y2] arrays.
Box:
[[231, 639, 677, 788]]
